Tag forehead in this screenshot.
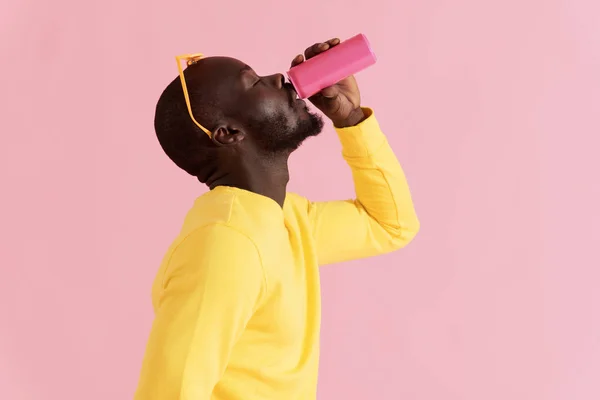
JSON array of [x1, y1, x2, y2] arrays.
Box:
[[187, 57, 251, 84], [183, 57, 258, 112]]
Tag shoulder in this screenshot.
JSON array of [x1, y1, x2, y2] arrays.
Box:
[[176, 223, 260, 262], [178, 189, 239, 237], [154, 223, 267, 305], [165, 223, 265, 286], [285, 192, 311, 212]]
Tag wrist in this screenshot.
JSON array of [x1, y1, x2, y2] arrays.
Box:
[[332, 108, 366, 128]]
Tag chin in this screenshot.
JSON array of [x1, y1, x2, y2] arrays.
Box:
[[296, 111, 324, 141], [294, 103, 311, 118], [308, 110, 324, 134], [255, 107, 324, 153]]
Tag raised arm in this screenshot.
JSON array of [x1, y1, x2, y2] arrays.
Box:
[[307, 108, 419, 265], [290, 39, 420, 266], [134, 224, 265, 399]]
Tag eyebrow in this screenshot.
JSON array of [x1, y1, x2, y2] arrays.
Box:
[[239, 65, 253, 74]]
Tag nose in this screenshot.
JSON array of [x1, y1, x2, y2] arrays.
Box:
[[267, 73, 285, 89]]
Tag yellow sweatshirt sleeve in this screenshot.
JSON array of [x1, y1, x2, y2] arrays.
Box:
[[308, 108, 420, 265], [134, 224, 266, 399]]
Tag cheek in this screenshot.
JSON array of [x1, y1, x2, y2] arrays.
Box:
[[245, 87, 287, 114], [252, 97, 299, 126], [256, 96, 289, 117]]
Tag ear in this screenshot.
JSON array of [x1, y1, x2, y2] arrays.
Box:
[[210, 124, 246, 147]]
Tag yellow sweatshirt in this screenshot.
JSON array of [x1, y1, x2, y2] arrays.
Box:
[[134, 108, 419, 400]]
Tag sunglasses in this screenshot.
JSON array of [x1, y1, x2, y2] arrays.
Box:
[[175, 53, 212, 137]]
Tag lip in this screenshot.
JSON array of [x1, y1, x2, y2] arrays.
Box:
[[285, 83, 303, 106]]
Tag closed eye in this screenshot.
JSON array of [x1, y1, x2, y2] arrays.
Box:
[[240, 65, 261, 89]]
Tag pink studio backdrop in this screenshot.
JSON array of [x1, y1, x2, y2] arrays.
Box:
[[1, 0, 599, 399]]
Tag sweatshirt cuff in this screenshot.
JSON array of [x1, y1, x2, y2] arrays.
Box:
[[334, 107, 387, 158]]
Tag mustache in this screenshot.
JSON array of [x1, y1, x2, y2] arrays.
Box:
[[283, 81, 295, 92], [283, 82, 297, 105]]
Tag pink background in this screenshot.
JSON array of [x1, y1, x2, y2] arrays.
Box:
[[1, 0, 599, 399]]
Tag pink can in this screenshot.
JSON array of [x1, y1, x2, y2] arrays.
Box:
[[287, 33, 377, 99]]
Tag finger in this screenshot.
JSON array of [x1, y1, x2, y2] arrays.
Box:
[[327, 38, 341, 47], [304, 42, 329, 59], [320, 86, 339, 99], [290, 54, 304, 68], [304, 38, 341, 60]]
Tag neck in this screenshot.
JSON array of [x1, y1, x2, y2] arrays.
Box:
[[208, 152, 290, 208]]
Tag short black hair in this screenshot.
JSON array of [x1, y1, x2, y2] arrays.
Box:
[[154, 71, 222, 182]]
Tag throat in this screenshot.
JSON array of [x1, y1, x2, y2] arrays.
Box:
[[209, 154, 290, 208]]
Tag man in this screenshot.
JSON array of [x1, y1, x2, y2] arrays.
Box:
[[135, 38, 420, 399]]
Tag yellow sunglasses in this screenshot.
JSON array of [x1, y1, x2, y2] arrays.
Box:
[[175, 53, 212, 137]]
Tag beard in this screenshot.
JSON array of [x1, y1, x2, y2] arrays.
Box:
[[250, 108, 324, 154]]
